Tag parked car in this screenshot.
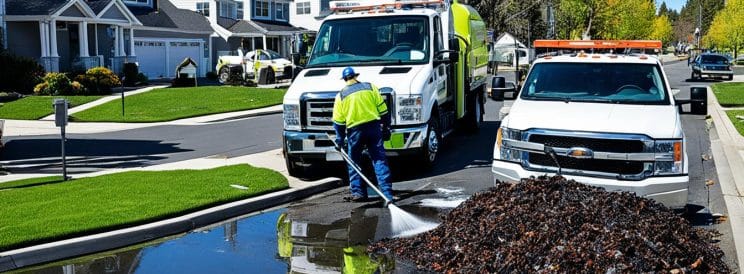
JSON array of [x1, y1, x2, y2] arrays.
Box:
[[690, 53, 734, 81], [216, 49, 295, 84]]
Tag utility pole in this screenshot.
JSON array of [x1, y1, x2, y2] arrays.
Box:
[[697, 1, 702, 48]]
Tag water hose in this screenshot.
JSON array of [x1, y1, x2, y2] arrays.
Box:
[[329, 136, 394, 207]]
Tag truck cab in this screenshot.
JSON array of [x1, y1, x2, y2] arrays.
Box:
[[491, 40, 705, 209], [282, 0, 489, 177]]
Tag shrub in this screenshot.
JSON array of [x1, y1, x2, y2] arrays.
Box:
[[76, 67, 121, 95], [136, 73, 149, 84], [0, 53, 45, 94], [34, 72, 77, 95], [123, 63, 139, 87]]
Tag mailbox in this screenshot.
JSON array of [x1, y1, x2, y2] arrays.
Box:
[[53, 99, 69, 127]]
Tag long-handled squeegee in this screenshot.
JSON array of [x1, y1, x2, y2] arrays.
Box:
[[329, 136, 394, 207]]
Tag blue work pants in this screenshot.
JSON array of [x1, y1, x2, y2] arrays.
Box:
[[346, 121, 393, 200]]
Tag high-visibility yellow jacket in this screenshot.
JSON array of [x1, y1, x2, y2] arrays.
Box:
[[332, 81, 388, 129]]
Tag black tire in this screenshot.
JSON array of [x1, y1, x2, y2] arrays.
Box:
[[728, 75, 734, 81], [283, 151, 306, 178], [464, 89, 484, 132], [266, 67, 276, 84], [417, 115, 440, 168], [218, 67, 231, 84]]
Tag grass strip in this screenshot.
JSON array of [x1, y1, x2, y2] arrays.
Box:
[[0, 176, 64, 190], [72, 86, 286, 122], [0, 164, 288, 251], [0, 96, 103, 120], [712, 82, 744, 107], [726, 110, 744, 137]]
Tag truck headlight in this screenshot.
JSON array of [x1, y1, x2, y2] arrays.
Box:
[[397, 96, 423, 123], [654, 140, 683, 175], [283, 104, 300, 131], [496, 127, 523, 163]]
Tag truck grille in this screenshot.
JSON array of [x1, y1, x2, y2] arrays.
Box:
[[303, 94, 392, 131], [528, 134, 645, 153], [529, 153, 646, 174], [525, 132, 650, 175]]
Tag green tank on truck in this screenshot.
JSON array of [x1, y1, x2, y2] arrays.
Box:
[[281, 0, 492, 177]]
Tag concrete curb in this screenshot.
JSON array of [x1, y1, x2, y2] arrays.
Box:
[[0, 177, 341, 272], [706, 85, 744, 271]]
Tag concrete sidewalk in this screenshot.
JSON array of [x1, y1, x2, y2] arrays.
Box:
[[707, 76, 744, 271], [0, 148, 342, 271]]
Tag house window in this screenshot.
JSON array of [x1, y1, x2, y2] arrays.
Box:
[[276, 3, 286, 20], [237, 2, 244, 19], [123, 0, 149, 6], [296, 2, 311, 15], [196, 2, 209, 16], [219, 1, 238, 19], [255, 0, 269, 18]]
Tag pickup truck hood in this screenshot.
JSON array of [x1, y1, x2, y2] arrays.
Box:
[[505, 100, 679, 139], [284, 65, 425, 102]]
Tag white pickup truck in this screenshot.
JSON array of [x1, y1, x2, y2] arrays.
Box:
[[491, 40, 708, 209]]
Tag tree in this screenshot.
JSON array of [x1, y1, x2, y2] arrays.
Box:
[[658, 1, 669, 16], [597, 0, 655, 40], [651, 14, 674, 45], [674, 0, 725, 43], [704, 0, 744, 58], [470, 0, 547, 44]]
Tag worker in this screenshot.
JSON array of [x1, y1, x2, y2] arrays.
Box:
[[332, 67, 394, 203]]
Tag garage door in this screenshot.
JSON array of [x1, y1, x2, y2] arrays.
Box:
[[134, 41, 166, 78], [134, 40, 203, 78], [168, 41, 202, 78]]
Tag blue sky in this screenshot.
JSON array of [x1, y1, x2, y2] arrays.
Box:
[[659, 0, 687, 12]]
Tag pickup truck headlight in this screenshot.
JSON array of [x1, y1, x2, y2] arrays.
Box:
[[397, 96, 423, 123], [496, 127, 523, 163], [283, 104, 301, 131], [654, 140, 683, 175]]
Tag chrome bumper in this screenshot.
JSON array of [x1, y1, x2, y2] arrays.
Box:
[[700, 70, 734, 76], [283, 124, 428, 159]]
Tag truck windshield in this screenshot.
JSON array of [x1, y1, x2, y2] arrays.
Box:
[[521, 62, 670, 105], [306, 16, 429, 68]]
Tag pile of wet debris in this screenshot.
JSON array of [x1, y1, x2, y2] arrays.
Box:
[[369, 176, 729, 273]]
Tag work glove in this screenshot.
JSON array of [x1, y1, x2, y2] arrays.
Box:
[[382, 126, 391, 141], [333, 123, 347, 151]]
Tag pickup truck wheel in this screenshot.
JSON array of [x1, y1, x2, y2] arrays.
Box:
[[418, 117, 440, 168], [284, 153, 306, 178], [728, 75, 734, 81], [690, 71, 698, 81], [218, 67, 231, 84]]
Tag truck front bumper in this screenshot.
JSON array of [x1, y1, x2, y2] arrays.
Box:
[[700, 70, 734, 78], [492, 160, 688, 208], [284, 124, 429, 161]]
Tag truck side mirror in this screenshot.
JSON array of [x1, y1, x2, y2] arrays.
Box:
[[675, 86, 707, 115], [449, 37, 460, 52], [489, 76, 517, 101]]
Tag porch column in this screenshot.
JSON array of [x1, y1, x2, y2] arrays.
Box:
[[39, 21, 49, 57], [129, 28, 135, 56], [113, 26, 120, 56], [262, 35, 267, 50], [93, 24, 98, 56], [49, 20, 59, 57], [118, 26, 126, 56], [78, 21, 89, 57]]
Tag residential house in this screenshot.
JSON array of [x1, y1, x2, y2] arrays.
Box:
[[289, 0, 329, 32], [172, 0, 311, 69], [3, 0, 212, 77], [1, 0, 6, 49]]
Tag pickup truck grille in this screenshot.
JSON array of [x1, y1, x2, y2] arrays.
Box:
[[302, 94, 393, 131], [528, 135, 645, 153], [524, 131, 651, 176], [529, 153, 645, 174]]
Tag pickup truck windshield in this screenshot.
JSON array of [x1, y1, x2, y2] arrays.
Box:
[[306, 16, 429, 68], [700, 55, 729, 64], [521, 62, 670, 105]]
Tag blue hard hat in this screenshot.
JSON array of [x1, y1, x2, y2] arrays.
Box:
[[341, 67, 359, 80]]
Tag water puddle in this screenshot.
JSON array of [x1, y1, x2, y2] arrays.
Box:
[[16, 204, 445, 274]]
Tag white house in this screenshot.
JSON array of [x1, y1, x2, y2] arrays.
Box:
[[289, 0, 329, 32]]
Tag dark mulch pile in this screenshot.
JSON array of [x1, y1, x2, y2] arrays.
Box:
[[369, 176, 729, 273]]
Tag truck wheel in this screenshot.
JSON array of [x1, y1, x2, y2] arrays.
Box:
[[218, 67, 231, 84], [418, 117, 440, 168], [728, 75, 734, 81], [465, 91, 484, 132], [284, 152, 306, 178]]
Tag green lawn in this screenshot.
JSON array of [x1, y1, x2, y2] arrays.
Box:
[[0, 96, 103, 120], [712, 82, 744, 107], [0, 164, 288, 251], [0, 176, 64, 190], [726, 110, 744, 137], [72, 86, 286, 122]]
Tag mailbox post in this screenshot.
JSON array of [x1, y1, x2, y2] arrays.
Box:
[[53, 99, 69, 180]]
